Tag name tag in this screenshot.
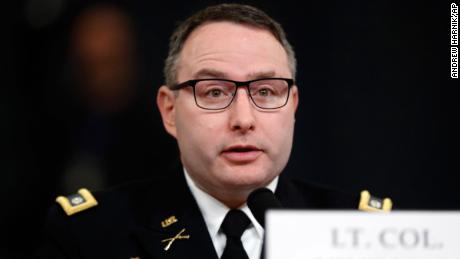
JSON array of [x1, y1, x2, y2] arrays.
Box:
[[266, 211, 460, 259]]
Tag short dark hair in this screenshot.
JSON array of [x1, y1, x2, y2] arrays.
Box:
[[163, 3, 297, 87]]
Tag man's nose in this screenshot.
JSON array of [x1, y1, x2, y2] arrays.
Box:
[[228, 87, 256, 133]]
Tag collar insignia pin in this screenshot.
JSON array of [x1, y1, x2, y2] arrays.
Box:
[[161, 228, 190, 251]]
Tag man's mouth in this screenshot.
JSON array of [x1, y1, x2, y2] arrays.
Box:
[[221, 145, 263, 163]]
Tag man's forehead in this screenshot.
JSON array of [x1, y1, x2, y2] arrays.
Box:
[[184, 21, 278, 46], [177, 22, 290, 81]]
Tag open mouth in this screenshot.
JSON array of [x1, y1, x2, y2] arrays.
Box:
[[223, 145, 261, 153], [227, 147, 259, 152]]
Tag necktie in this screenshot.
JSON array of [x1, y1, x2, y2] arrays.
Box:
[[221, 209, 251, 259]]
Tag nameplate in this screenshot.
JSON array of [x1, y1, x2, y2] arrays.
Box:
[[266, 211, 460, 259]]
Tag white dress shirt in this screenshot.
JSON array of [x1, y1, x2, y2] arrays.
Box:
[[184, 169, 278, 259]]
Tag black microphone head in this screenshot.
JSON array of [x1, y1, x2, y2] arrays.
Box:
[[247, 188, 282, 228]]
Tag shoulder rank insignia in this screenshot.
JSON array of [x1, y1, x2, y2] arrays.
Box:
[[55, 188, 98, 216], [358, 190, 392, 212]]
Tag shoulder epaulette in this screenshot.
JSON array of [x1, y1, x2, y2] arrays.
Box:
[[358, 190, 392, 212], [55, 188, 98, 216]]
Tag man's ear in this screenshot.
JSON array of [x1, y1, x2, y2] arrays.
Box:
[[156, 85, 177, 138]]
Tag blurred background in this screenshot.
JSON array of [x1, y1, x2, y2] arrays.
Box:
[[2, 0, 457, 258]]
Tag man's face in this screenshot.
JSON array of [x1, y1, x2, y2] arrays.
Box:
[[157, 21, 298, 205]]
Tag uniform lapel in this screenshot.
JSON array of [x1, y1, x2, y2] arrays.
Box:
[[275, 175, 309, 208], [133, 165, 219, 259], [276, 175, 359, 209]]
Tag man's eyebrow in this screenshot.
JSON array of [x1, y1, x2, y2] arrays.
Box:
[[247, 71, 276, 79]]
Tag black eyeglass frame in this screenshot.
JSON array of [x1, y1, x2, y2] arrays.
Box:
[[170, 78, 295, 110]]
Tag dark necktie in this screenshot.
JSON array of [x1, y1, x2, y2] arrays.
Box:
[[221, 209, 251, 259]]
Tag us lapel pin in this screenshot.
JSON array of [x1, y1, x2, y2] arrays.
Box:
[[161, 215, 178, 228], [161, 228, 190, 251]]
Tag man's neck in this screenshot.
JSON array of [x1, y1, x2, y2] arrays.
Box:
[[183, 167, 279, 208]]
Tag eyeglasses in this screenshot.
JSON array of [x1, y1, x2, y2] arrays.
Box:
[[171, 78, 294, 110]]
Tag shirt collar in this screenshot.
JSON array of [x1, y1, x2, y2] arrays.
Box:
[[183, 168, 278, 240]]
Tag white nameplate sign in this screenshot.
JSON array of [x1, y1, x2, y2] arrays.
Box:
[[266, 211, 460, 259]]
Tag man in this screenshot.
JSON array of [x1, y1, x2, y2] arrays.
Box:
[[37, 3, 390, 259]]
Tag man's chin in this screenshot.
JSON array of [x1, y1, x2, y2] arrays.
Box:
[[221, 173, 272, 191], [216, 161, 276, 189]]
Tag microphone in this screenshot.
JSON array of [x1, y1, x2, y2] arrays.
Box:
[[247, 188, 282, 228]]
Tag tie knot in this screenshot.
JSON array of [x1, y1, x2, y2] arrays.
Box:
[[221, 209, 251, 239]]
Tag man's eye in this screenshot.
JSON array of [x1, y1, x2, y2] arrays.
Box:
[[207, 89, 224, 97], [257, 88, 272, 96]]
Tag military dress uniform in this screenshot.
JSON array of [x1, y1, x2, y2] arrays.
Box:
[[36, 164, 391, 259]]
